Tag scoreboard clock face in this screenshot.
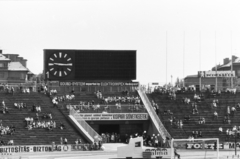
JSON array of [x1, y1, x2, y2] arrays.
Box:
[[44, 49, 136, 80], [47, 52, 73, 78]]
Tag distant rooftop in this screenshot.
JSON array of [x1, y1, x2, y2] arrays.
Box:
[[8, 62, 28, 71], [218, 56, 240, 69], [185, 75, 198, 79], [0, 54, 10, 61]]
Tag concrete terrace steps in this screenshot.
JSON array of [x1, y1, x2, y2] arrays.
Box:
[[0, 92, 88, 145], [149, 92, 240, 142]]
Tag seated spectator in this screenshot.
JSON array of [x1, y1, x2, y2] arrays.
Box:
[[7, 139, 14, 145], [218, 127, 223, 135], [227, 118, 231, 125], [64, 138, 68, 145], [36, 106, 41, 112], [233, 125, 237, 132], [167, 110, 173, 115], [231, 106, 236, 117], [27, 125, 32, 130], [96, 103, 100, 110], [192, 108, 198, 115], [2, 106, 9, 114], [237, 103, 240, 109], [48, 113, 52, 119], [26, 88, 30, 94], [213, 111, 218, 120], [179, 120, 183, 129], [42, 113, 47, 119], [102, 110, 108, 114], [169, 117, 173, 125], [184, 115, 190, 121], [212, 102, 217, 108], [184, 98, 191, 104], [116, 103, 121, 110], [163, 109, 168, 115], [223, 115, 228, 124], [75, 139, 79, 145], [104, 105, 109, 112], [32, 104, 36, 112], [198, 131, 202, 138], [59, 122, 65, 130]]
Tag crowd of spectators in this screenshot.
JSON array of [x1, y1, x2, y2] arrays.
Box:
[[31, 104, 42, 113], [101, 133, 121, 143], [0, 139, 14, 146], [14, 102, 27, 110], [0, 123, 15, 136], [220, 125, 240, 140], [25, 117, 56, 131], [158, 85, 240, 141], [95, 90, 141, 105], [100, 130, 170, 148]]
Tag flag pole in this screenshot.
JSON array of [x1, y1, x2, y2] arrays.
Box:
[[199, 31, 202, 92], [183, 31, 185, 87], [215, 31, 218, 92], [231, 31, 233, 88], [166, 31, 168, 86]]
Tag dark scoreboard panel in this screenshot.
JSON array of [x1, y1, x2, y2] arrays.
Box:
[[44, 49, 136, 80]]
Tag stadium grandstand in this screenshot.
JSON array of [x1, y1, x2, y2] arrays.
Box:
[[0, 49, 239, 159]]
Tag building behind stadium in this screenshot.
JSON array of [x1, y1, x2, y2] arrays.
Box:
[[184, 55, 240, 91], [0, 50, 34, 83]]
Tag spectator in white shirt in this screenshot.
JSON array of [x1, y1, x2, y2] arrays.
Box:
[[213, 111, 218, 120]]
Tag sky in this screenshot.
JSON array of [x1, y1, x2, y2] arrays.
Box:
[[0, 0, 240, 85]]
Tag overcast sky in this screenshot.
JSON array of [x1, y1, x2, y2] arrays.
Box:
[[0, 0, 240, 85]]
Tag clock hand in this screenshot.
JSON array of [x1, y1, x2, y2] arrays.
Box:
[[48, 63, 73, 66]]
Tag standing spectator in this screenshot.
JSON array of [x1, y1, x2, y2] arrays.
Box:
[[11, 87, 14, 95], [174, 148, 181, 159], [227, 106, 231, 116], [162, 137, 166, 148]]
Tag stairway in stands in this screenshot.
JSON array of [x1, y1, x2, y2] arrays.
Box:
[[0, 92, 87, 145]]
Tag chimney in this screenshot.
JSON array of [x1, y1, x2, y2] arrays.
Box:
[[232, 55, 238, 63], [223, 58, 229, 65]]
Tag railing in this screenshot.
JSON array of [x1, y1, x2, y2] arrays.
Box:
[[67, 104, 147, 113], [137, 86, 171, 140], [69, 107, 101, 142]]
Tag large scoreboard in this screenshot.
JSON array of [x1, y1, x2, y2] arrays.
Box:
[[44, 49, 136, 81]]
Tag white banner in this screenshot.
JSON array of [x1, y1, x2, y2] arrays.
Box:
[[186, 142, 240, 150], [0, 145, 71, 153], [198, 71, 235, 78], [74, 113, 149, 120]]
